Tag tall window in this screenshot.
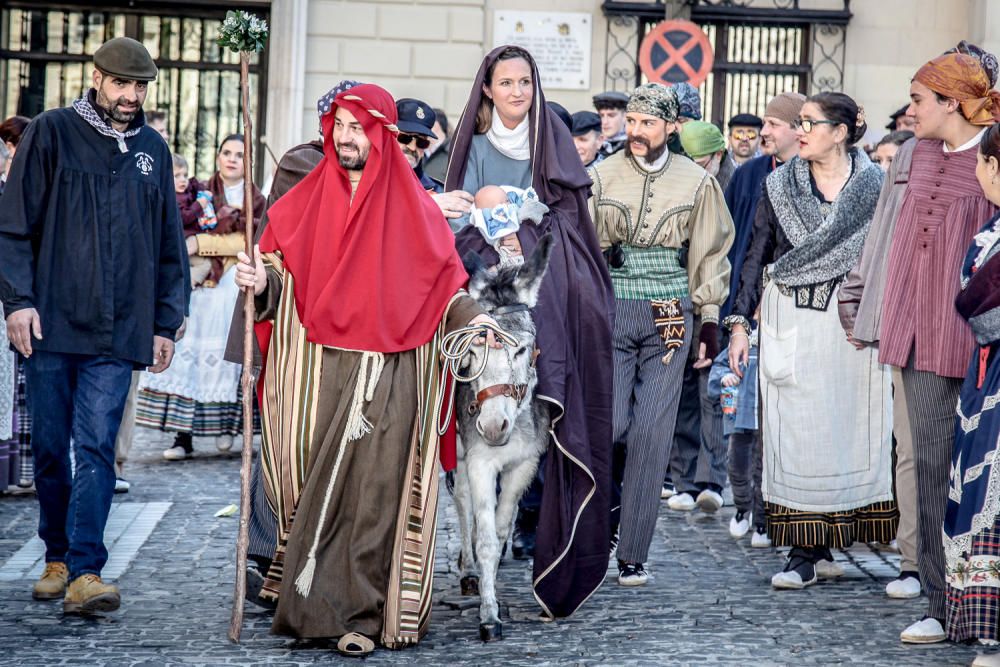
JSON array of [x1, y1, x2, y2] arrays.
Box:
[[0, 2, 269, 181]]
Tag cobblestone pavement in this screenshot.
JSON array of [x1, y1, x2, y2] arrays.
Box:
[[0, 429, 981, 666]]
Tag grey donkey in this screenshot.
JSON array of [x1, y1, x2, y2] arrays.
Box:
[[453, 234, 553, 642]]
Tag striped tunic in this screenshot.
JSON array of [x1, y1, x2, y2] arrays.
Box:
[[879, 140, 997, 378]]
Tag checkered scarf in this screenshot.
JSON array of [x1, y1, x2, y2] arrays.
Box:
[[72, 93, 141, 153]]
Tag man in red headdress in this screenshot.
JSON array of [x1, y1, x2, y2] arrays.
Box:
[[840, 46, 1000, 645], [234, 83, 492, 655]]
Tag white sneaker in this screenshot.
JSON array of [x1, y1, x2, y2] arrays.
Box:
[[815, 558, 845, 579], [215, 435, 235, 452], [163, 445, 192, 461], [617, 561, 649, 586], [114, 478, 130, 494], [695, 489, 723, 513], [973, 653, 1000, 666], [886, 574, 921, 599], [660, 481, 676, 499], [729, 511, 751, 538], [667, 492, 696, 511], [899, 617, 946, 644], [771, 568, 817, 590], [751, 529, 772, 548]]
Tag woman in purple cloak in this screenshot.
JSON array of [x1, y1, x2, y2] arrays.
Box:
[[445, 45, 615, 619]]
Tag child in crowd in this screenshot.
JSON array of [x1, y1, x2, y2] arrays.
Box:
[[172, 154, 217, 287], [469, 185, 548, 267], [708, 326, 769, 547]]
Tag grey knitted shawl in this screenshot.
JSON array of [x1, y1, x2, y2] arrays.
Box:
[[767, 148, 884, 288]]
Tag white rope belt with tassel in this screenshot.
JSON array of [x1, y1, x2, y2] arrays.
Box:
[[295, 350, 385, 597]]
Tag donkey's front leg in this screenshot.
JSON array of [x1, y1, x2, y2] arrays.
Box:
[[467, 458, 503, 641], [453, 456, 479, 595], [495, 456, 541, 553]]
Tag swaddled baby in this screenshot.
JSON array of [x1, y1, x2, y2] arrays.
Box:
[[470, 185, 548, 268]]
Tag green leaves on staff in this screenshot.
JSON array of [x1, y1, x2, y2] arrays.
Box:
[[217, 10, 269, 54]]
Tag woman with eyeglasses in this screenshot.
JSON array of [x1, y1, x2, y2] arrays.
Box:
[[724, 92, 896, 590]]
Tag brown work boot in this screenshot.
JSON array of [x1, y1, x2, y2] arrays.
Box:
[[62, 574, 120, 614], [32, 562, 68, 600]]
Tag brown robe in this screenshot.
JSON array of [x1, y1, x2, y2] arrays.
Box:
[[256, 271, 482, 641]]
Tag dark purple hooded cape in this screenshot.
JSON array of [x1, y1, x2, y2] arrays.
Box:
[[447, 45, 615, 618]]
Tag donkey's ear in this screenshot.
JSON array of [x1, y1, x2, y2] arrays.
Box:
[[514, 234, 554, 308], [462, 250, 488, 278]]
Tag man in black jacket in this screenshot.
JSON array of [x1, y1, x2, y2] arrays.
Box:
[[0, 37, 187, 615]]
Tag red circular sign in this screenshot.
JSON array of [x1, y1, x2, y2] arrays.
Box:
[[639, 19, 714, 88]]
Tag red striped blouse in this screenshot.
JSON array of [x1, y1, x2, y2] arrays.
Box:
[[878, 139, 997, 378]]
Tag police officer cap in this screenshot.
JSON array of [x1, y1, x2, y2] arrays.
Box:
[[571, 111, 602, 137], [395, 98, 437, 138], [94, 37, 158, 82], [593, 91, 630, 110]]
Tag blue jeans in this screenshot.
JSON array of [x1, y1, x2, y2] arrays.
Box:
[[24, 351, 133, 579]]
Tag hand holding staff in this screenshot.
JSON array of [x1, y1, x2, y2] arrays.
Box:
[[217, 10, 268, 643]]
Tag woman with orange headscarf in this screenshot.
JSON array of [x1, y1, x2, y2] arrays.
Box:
[[839, 45, 1000, 645]]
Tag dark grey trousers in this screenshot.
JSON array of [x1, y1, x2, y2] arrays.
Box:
[[614, 298, 692, 564], [247, 454, 278, 561], [900, 361, 962, 621], [668, 322, 728, 495], [728, 431, 765, 529]]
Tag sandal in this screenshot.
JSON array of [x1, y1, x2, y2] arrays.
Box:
[[337, 632, 375, 656]]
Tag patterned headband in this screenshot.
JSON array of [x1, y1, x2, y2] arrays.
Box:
[[626, 83, 679, 123], [339, 94, 400, 134]]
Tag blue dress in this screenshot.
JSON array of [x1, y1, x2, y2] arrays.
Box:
[[944, 212, 1000, 643]]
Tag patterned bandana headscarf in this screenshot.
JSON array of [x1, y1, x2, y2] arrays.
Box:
[[948, 40, 999, 88], [672, 82, 703, 120], [626, 83, 679, 123], [914, 53, 1000, 126]]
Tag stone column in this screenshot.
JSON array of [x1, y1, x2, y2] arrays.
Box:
[[263, 0, 308, 184]]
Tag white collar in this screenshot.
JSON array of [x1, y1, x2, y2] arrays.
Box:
[[486, 108, 530, 161], [944, 127, 987, 153]]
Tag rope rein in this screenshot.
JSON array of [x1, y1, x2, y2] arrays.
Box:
[[436, 323, 520, 436]]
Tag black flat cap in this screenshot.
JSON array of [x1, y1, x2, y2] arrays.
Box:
[[593, 91, 629, 110], [571, 111, 602, 137], [886, 104, 910, 130], [94, 37, 158, 82], [728, 113, 763, 129], [395, 98, 437, 138]]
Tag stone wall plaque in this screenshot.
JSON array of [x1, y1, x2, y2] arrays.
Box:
[[493, 11, 592, 91]]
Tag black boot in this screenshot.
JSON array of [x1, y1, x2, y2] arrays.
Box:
[[511, 508, 539, 560]]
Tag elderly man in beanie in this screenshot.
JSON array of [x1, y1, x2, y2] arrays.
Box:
[[681, 120, 736, 190], [571, 110, 604, 168], [395, 97, 442, 193], [589, 83, 732, 586], [0, 37, 187, 613], [840, 45, 1000, 645], [594, 90, 630, 157], [727, 113, 763, 165], [713, 91, 804, 545]]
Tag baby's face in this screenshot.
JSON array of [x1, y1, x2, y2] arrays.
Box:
[[474, 185, 509, 210], [173, 167, 189, 194]]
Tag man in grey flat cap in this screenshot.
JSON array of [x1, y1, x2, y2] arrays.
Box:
[[0, 36, 187, 615], [589, 83, 733, 588]]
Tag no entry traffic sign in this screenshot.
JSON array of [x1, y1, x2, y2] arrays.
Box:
[[639, 19, 714, 88]]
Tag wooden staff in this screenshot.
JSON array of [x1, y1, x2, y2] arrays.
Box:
[[229, 50, 255, 644]]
